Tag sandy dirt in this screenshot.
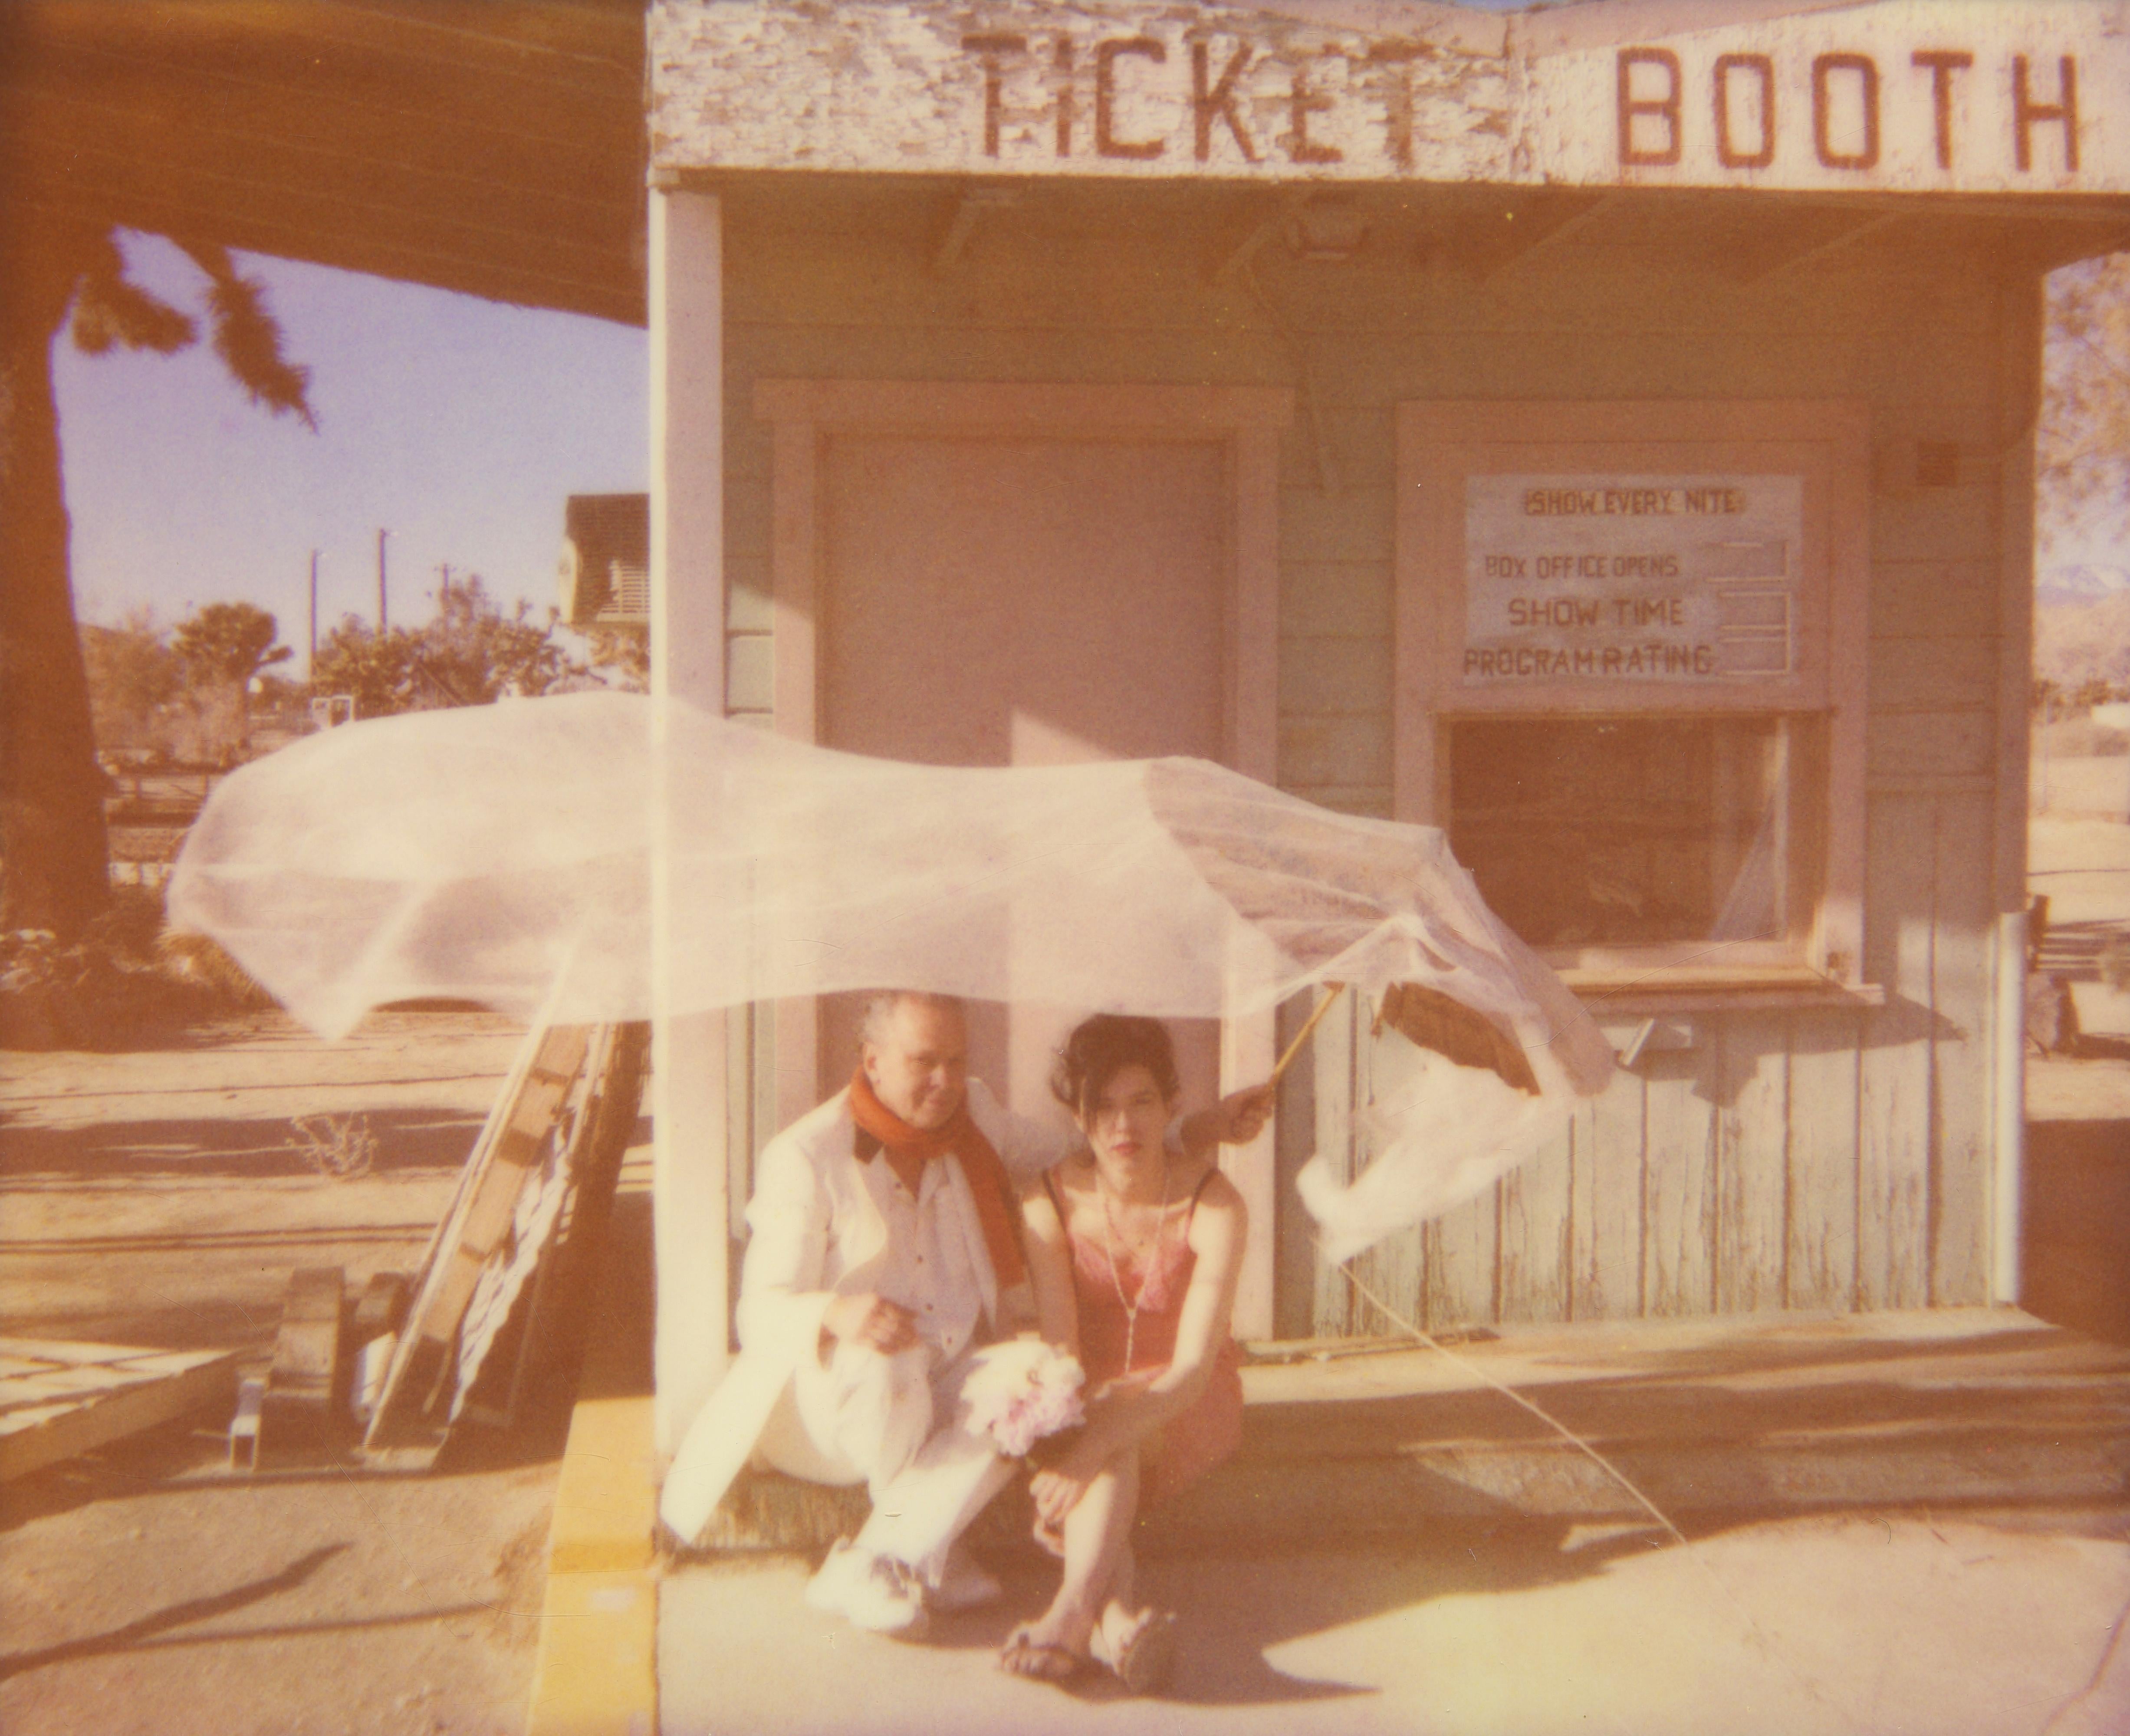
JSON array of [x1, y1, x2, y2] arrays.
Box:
[[0, 1010, 559, 1736]]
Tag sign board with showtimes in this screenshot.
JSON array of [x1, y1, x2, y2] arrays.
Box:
[[1463, 475, 1802, 688]]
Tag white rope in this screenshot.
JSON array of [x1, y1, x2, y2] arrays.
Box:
[[1328, 1249, 1693, 1550]]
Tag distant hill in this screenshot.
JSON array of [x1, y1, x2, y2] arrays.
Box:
[[2036, 564, 2130, 608], [2036, 588, 2130, 693]]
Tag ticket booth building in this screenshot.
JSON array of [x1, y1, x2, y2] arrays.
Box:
[[643, 0, 2130, 1446]]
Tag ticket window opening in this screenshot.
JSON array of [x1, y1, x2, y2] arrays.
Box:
[[1446, 713, 1824, 967]]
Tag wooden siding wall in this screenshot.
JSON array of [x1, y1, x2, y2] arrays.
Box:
[[710, 181, 2029, 1335]]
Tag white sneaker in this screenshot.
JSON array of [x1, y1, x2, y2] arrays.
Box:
[[931, 1543, 1003, 1613], [805, 1539, 930, 1638]]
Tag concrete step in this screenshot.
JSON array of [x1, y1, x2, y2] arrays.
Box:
[[694, 1308, 2130, 1557]]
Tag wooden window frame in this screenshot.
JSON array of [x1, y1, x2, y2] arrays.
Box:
[[1394, 399, 1874, 1008]]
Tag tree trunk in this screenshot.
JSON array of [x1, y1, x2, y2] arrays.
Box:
[[1, 231, 110, 936]]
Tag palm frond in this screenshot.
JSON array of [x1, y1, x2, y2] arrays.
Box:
[[175, 237, 317, 431], [69, 230, 194, 356]]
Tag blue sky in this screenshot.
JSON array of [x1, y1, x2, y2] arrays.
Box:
[[55, 233, 648, 675]]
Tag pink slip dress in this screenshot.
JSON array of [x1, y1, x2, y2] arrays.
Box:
[[1045, 1167, 1245, 1506]]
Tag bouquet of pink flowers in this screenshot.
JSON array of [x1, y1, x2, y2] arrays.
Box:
[[960, 1338, 1087, 1459]]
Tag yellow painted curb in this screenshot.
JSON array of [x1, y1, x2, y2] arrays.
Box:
[[528, 1393, 661, 1736], [548, 1394, 660, 1575], [525, 1566, 658, 1736]]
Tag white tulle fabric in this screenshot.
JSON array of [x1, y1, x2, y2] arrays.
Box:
[[168, 691, 1613, 1257]]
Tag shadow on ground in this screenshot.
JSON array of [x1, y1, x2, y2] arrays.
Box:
[[2026, 1119, 2130, 1346], [0, 1108, 486, 1180]]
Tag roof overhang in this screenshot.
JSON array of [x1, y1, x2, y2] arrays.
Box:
[[0, 0, 649, 325]]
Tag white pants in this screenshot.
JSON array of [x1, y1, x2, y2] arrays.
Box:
[[756, 1339, 1014, 1590]]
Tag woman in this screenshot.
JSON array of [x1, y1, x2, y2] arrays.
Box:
[[999, 1014, 1270, 1693]]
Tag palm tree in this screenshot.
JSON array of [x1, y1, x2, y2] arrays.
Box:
[[1, 224, 312, 935]]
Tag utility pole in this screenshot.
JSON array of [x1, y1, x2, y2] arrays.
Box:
[[377, 528, 390, 630], [437, 561, 453, 610], [308, 550, 319, 670]]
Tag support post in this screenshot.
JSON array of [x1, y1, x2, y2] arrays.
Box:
[[1990, 911, 2026, 1306], [651, 182, 729, 1456]]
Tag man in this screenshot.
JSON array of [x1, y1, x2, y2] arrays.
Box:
[[659, 990, 1266, 1638]]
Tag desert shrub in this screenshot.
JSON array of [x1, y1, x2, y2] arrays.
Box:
[[155, 928, 278, 1007], [0, 885, 275, 1050], [292, 1113, 378, 1180]]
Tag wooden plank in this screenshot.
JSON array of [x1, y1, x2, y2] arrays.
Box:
[[1716, 1014, 1790, 1313], [0, 1358, 58, 1379], [411, 1029, 592, 1347], [1497, 1112, 1571, 1324], [0, 1366, 147, 1408], [1869, 484, 1997, 565], [1569, 1070, 1646, 1321], [1641, 1041, 1717, 1317], [1270, 992, 1323, 1341], [463, 1023, 652, 1430], [1868, 713, 1998, 783], [454, 1024, 621, 1428], [1278, 558, 1393, 640], [1931, 794, 1996, 1306], [269, 1268, 343, 1392], [0, 1338, 171, 1366], [1868, 637, 2003, 715], [1278, 715, 1393, 790], [349, 1271, 410, 1344], [1277, 487, 1396, 564], [1786, 1009, 1862, 1310], [1859, 794, 1937, 1311], [1351, 1011, 1427, 1336], [0, 1348, 239, 1482], [260, 1266, 344, 1459], [1422, 1145, 1498, 1332], [1310, 986, 1359, 1339], [365, 1024, 594, 1450], [1867, 560, 1998, 642], [1280, 636, 1394, 718]]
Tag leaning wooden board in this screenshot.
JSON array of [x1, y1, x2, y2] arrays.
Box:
[[452, 1021, 649, 1430], [2, 1339, 240, 1481], [363, 1024, 593, 1451]]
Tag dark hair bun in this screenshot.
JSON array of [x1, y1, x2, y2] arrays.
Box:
[[1051, 1014, 1180, 1119]]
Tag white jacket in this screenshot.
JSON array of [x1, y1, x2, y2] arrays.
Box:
[[660, 1078, 1067, 1543]]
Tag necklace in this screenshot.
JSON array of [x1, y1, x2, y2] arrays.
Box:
[[1098, 1161, 1173, 1374]]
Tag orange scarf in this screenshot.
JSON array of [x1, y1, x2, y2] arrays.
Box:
[[848, 1068, 1027, 1291]]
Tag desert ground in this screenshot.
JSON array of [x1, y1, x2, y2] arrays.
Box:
[[0, 1011, 554, 1736]]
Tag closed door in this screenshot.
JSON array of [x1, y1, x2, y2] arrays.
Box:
[[818, 432, 1226, 1122]]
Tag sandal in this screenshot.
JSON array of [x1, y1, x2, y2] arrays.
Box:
[[998, 1624, 1087, 1684], [1094, 1607, 1178, 1696]]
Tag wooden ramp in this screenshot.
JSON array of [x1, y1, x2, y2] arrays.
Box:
[[1, 1339, 239, 1481]]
